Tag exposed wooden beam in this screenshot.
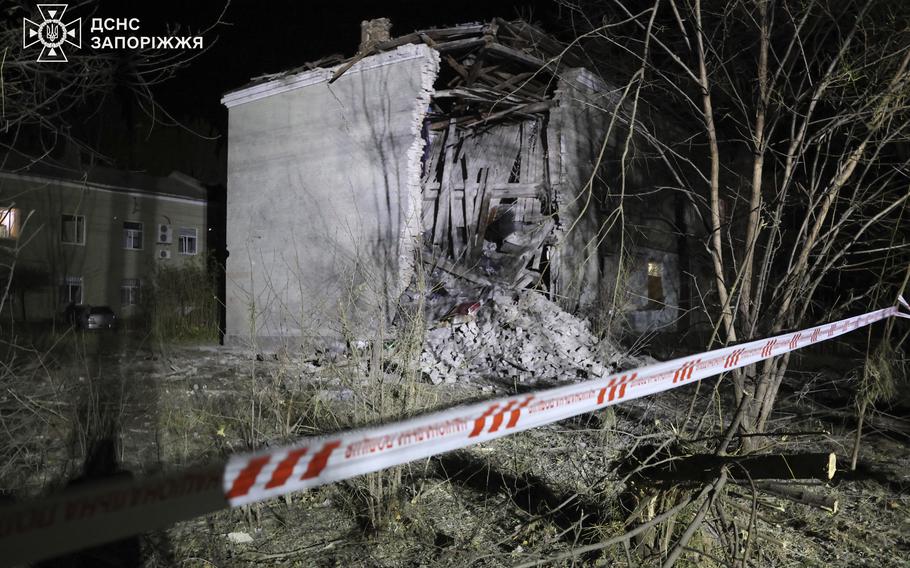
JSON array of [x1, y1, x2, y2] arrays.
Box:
[[424, 182, 547, 199], [328, 47, 376, 84], [462, 100, 554, 127], [424, 252, 493, 287], [486, 43, 548, 70], [435, 37, 487, 53]]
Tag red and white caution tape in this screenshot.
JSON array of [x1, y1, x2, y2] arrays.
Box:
[[0, 302, 907, 566], [223, 305, 903, 506]]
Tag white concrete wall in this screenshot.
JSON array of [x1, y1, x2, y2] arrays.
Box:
[[223, 45, 439, 347], [548, 68, 625, 313]]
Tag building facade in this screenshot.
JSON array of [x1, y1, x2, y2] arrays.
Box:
[[221, 19, 702, 346], [0, 164, 207, 322]]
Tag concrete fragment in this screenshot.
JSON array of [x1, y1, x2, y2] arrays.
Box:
[[419, 289, 619, 386], [227, 532, 253, 544]]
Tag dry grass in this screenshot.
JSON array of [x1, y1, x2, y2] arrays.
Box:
[[1, 244, 907, 567], [145, 255, 221, 343]]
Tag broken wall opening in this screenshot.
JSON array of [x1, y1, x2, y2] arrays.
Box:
[[420, 118, 554, 292], [412, 20, 567, 301]]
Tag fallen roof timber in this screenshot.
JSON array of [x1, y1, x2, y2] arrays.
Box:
[[376, 24, 488, 51], [423, 181, 546, 200], [485, 43, 549, 70], [433, 37, 489, 54], [460, 100, 554, 128], [432, 87, 540, 105], [424, 252, 494, 287], [493, 18, 588, 69], [427, 100, 554, 130], [488, 71, 542, 93], [229, 20, 574, 100]]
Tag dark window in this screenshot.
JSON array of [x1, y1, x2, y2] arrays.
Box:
[[120, 279, 141, 306], [62, 214, 85, 244], [60, 276, 83, 304]]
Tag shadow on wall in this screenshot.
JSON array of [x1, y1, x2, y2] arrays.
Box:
[[224, 46, 439, 348]]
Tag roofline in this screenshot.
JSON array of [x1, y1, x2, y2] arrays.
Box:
[[0, 171, 207, 206], [566, 68, 610, 93], [221, 44, 434, 109]]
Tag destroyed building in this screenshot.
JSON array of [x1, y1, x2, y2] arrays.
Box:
[[221, 19, 697, 347]]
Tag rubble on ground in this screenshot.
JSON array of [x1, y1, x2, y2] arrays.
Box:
[[419, 289, 624, 385]]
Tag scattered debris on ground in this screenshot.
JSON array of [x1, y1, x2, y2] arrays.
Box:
[[420, 289, 623, 386], [1, 293, 908, 567]]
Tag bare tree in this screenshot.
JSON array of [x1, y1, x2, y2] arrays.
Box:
[[0, 0, 227, 167], [541, 2, 910, 564], [0, 0, 227, 333], [563, 0, 910, 442]]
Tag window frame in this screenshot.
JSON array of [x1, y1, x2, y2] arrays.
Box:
[[61, 214, 86, 245], [0, 207, 19, 239], [60, 276, 83, 305], [120, 278, 141, 306], [123, 221, 144, 251], [178, 227, 198, 255], [645, 261, 665, 310]]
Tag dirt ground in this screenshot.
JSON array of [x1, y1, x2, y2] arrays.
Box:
[[2, 326, 909, 567]]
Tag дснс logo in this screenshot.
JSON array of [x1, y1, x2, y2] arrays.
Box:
[[23, 4, 82, 62]]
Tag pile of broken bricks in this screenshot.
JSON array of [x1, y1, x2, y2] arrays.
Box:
[[420, 290, 623, 386]]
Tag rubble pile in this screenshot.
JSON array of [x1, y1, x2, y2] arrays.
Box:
[[419, 290, 622, 385]]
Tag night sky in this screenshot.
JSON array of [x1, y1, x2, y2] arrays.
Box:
[[62, 0, 560, 184], [132, 0, 555, 131]]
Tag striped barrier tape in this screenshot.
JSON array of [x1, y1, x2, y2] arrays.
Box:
[[1, 300, 908, 565]]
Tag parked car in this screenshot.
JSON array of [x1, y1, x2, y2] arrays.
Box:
[[83, 306, 117, 330], [64, 304, 117, 330]]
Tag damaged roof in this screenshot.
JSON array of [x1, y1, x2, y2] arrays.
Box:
[[223, 19, 594, 129], [230, 19, 586, 90]]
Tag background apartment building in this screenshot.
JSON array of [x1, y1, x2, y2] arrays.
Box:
[[0, 160, 207, 322]]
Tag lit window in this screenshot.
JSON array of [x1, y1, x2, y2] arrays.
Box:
[[61, 214, 85, 244], [120, 278, 141, 306], [178, 227, 198, 255], [646, 261, 664, 309], [60, 276, 83, 304], [0, 208, 19, 239], [123, 221, 143, 250]]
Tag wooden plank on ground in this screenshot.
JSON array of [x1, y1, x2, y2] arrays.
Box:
[[515, 269, 538, 289], [425, 251, 493, 286]]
